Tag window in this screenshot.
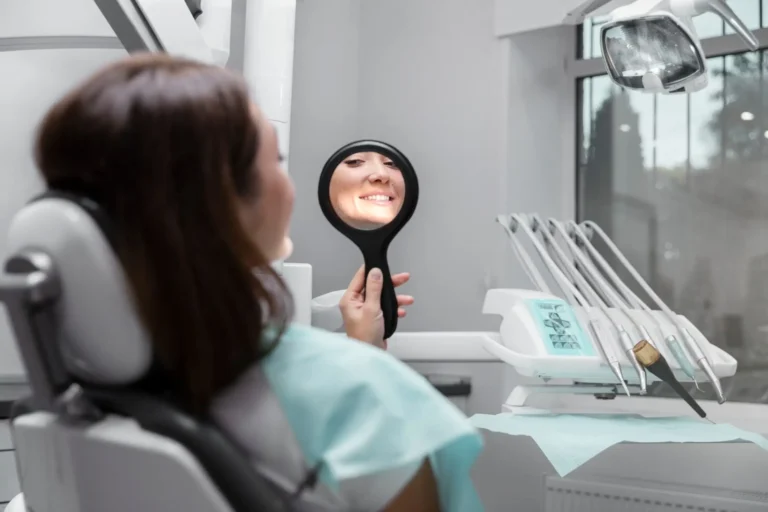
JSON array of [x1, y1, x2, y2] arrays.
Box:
[[577, 1, 768, 403]]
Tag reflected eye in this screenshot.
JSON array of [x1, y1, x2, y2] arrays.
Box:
[[384, 160, 398, 170], [344, 159, 365, 167]]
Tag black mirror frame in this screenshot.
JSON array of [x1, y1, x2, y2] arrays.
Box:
[[317, 140, 419, 339]]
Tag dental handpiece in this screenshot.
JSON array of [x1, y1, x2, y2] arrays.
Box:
[[530, 216, 634, 395], [568, 225, 696, 388], [545, 220, 650, 393], [581, 221, 725, 404], [617, 325, 647, 394], [664, 334, 700, 389], [680, 327, 725, 404], [633, 340, 709, 419], [636, 312, 703, 393], [638, 325, 699, 389], [589, 319, 631, 396], [635, 326, 705, 412]]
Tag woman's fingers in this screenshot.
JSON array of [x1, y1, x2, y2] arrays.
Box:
[[345, 270, 411, 313], [391, 272, 410, 288], [397, 294, 414, 306], [349, 268, 408, 295], [396, 294, 414, 318]]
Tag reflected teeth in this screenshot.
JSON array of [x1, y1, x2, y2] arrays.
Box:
[[362, 195, 391, 201]]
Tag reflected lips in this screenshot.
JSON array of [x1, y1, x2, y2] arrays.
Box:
[[360, 194, 394, 206]]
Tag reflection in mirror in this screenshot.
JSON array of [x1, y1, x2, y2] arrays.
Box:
[[329, 151, 406, 231], [318, 140, 419, 339]]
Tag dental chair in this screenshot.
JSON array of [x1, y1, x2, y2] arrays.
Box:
[[0, 192, 299, 512]]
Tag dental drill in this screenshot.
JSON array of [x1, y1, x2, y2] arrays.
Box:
[[581, 221, 725, 404], [507, 213, 640, 396], [545, 219, 709, 419], [543, 218, 652, 393], [530, 214, 632, 396], [567, 222, 702, 391]]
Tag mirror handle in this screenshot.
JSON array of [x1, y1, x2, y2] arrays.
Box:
[[362, 254, 398, 340], [381, 271, 398, 339]]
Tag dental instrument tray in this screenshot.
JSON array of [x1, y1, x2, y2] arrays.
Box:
[[481, 213, 736, 417]]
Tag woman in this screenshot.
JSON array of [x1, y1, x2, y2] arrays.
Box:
[[34, 53, 483, 511], [329, 151, 405, 230]]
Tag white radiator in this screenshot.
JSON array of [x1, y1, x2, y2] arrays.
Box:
[[545, 475, 768, 512]]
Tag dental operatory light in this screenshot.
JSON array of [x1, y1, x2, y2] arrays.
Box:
[[565, 0, 759, 94]]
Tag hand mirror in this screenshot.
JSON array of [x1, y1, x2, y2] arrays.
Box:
[[318, 140, 419, 339]]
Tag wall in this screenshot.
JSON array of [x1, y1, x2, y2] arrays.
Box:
[[354, 0, 508, 331], [493, 0, 633, 37], [289, 0, 576, 331], [0, 0, 579, 352], [288, 0, 364, 304], [0, 0, 128, 380], [503, 25, 576, 298], [0, 0, 114, 38], [0, 0, 580, 353]]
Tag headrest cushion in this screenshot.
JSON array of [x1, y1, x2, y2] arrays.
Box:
[[7, 197, 152, 384]]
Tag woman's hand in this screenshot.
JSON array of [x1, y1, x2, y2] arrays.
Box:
[[339, 265, 414, 349]]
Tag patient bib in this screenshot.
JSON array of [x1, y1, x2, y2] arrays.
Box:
[[258, 324, 484, 511]]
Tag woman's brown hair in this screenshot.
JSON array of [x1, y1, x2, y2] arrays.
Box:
[[34, 53, 292, 414]]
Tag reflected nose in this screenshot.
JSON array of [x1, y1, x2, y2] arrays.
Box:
[[367, 163, 390, 183]]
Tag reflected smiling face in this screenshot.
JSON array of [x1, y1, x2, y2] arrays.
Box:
[[329, 151, 405, 230]]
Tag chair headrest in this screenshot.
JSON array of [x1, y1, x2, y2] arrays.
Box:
[[7, 195, 152, 385]]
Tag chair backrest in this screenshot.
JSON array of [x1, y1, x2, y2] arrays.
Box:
[[0, 193, 293, 512], [7, 193, 152, 389]]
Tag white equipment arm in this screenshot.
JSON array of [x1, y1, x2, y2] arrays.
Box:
[[93, 0, 232, 65]]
